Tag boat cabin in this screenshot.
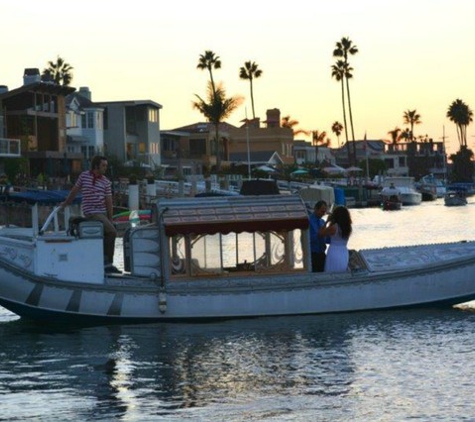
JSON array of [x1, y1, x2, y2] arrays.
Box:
[[124, 194, 311, 279]]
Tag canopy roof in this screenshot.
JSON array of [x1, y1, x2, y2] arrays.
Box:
[[157, 194, 309, 236]]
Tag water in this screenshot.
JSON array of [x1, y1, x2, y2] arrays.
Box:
[[2, 198, 475, 421]]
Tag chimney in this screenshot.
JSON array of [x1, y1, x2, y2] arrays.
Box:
[[78, 87, 91, 101], [265, 108, 281, 128], [23, 68, 41, 86], [0, 85, 8, 95]]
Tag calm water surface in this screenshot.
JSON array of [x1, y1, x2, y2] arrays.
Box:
[[1, 198, 475, 421]]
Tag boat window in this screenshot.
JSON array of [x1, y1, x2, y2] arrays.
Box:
[[169, 229, 305, 277]]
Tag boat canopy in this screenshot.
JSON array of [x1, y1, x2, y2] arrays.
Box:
[[156, 194, 309, 236]]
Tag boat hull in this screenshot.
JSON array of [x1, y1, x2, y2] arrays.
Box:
[[1, 242, 475, 324]]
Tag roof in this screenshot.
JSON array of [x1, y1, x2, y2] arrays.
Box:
[[172, 121, 238, 133], [0, 82, 75, 110], [95, 99, 162, 109], [157, 194, 309, 236]]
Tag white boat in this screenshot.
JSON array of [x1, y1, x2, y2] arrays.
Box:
[[381, 177, 422, 205], [0, 194, 474, 325]]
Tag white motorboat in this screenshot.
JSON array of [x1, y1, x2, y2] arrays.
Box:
[[381, 177, 422, 205], [0, 194, 474, 325]]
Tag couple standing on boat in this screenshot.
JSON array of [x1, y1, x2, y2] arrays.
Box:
[[309, 200, 353, 273]]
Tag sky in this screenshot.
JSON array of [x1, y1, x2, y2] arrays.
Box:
[[1, 0, 475, 155]]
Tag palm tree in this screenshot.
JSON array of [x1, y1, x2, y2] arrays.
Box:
[[42, 56, 73, 86], [331, 121, 343, 148], [333, 37, 358, 163], [281, 115, 310, 137], [239, 61, 263, 120], [193, 82, 242, 171], [197, 50, 221, 98], [331, 60, 351, 164], [447, 99, 473, 148], [399, 128, 412, 143], [402, 110, 422, 141], [312, 130, 330, 164], [387, 127, 402, 145]]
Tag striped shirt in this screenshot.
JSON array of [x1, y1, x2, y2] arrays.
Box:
[[75, 170, 112, 216]]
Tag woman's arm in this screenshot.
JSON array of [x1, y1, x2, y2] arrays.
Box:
[[319, 222, 336, 236]]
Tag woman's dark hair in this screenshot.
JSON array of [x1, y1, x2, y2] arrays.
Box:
[[90, 156, 107, 170], [328, 206, 352, 239]]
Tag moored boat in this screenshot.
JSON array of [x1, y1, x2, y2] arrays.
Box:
[[444, 189, 468, 206], [381, 177, 422, 205], [0, 194, 475, 325], [380, 184, 402, 211]]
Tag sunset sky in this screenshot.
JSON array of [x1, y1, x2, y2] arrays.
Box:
[[1, 0, 474, 155]]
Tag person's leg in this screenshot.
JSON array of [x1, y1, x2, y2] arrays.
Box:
[[87, 213, 117, 265]]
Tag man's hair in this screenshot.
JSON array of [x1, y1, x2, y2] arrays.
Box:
[[314, 200, 327, 210], [90, 156, 107, 170]]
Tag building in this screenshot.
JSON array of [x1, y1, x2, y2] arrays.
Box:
[[95, 99, 162, 168], [0, 68, 82, 177], [65, 87, 105, 169]]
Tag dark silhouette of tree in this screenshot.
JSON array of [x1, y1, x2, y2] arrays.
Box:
[[197, 50, 221, 98], [403, 109, 422, 141], [312, 130, 330, 164], [281, 115, 310, 137], [333, 37, 358, 164], [331, 121, 343, 148], [42, 56, 73, 86], [193, 82, 242, 171], [447, 99, 473, 148], [239, 61, 263, 120], [387, 127, 402, 145], [331, 60, 351, 165]]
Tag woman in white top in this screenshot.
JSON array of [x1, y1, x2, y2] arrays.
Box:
[[319, 206, 352, 272]]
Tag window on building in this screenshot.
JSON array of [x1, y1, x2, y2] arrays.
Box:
[[398, 157, 406, 167], [190, 139, 206, 158], [150, 142, 159, 154], [149, 109, 158, 122], [96, 112, 102, 130], [126, 108, 137, 134], [384, 158, 394, 169], [81, 114, 87, 129], [87, 112, 94, 129], [103, 109, 108, 130]]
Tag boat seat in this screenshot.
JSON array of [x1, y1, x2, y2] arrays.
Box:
[[68, 216, 104, 239]]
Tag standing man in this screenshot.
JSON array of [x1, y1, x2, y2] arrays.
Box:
[[309, 200, 329, 272], [60, 155, 119, 273]]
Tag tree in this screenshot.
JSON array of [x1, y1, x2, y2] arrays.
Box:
[[449, 147, 474, 182], [281, 115, 310, 137], [402, 109, 422, 141], [387, 127, 401, 145], [333, 37, 358, 164], [311, 130, 330, 164], [193, 82, 242, 171], [331, 121, 343, 148], [42, 56, 73, 86], [447, 98, 473, 148], [331, 60, 351, 165], [239, 61, 263, 120], [197, 50, 221, 98]]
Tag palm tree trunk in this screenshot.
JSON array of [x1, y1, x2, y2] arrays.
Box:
[[341, 80, 351, 166], [215, 123, 221, 171], [346, 77, 357, 166], [250, 80, 256, 119]]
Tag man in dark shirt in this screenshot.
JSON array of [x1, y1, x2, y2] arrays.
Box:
[[309, 200, 329, 272]]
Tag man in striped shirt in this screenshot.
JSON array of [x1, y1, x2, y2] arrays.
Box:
[[61, 156, 119, 273]]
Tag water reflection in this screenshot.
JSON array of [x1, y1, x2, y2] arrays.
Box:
[[3, 308, 475, 420]]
